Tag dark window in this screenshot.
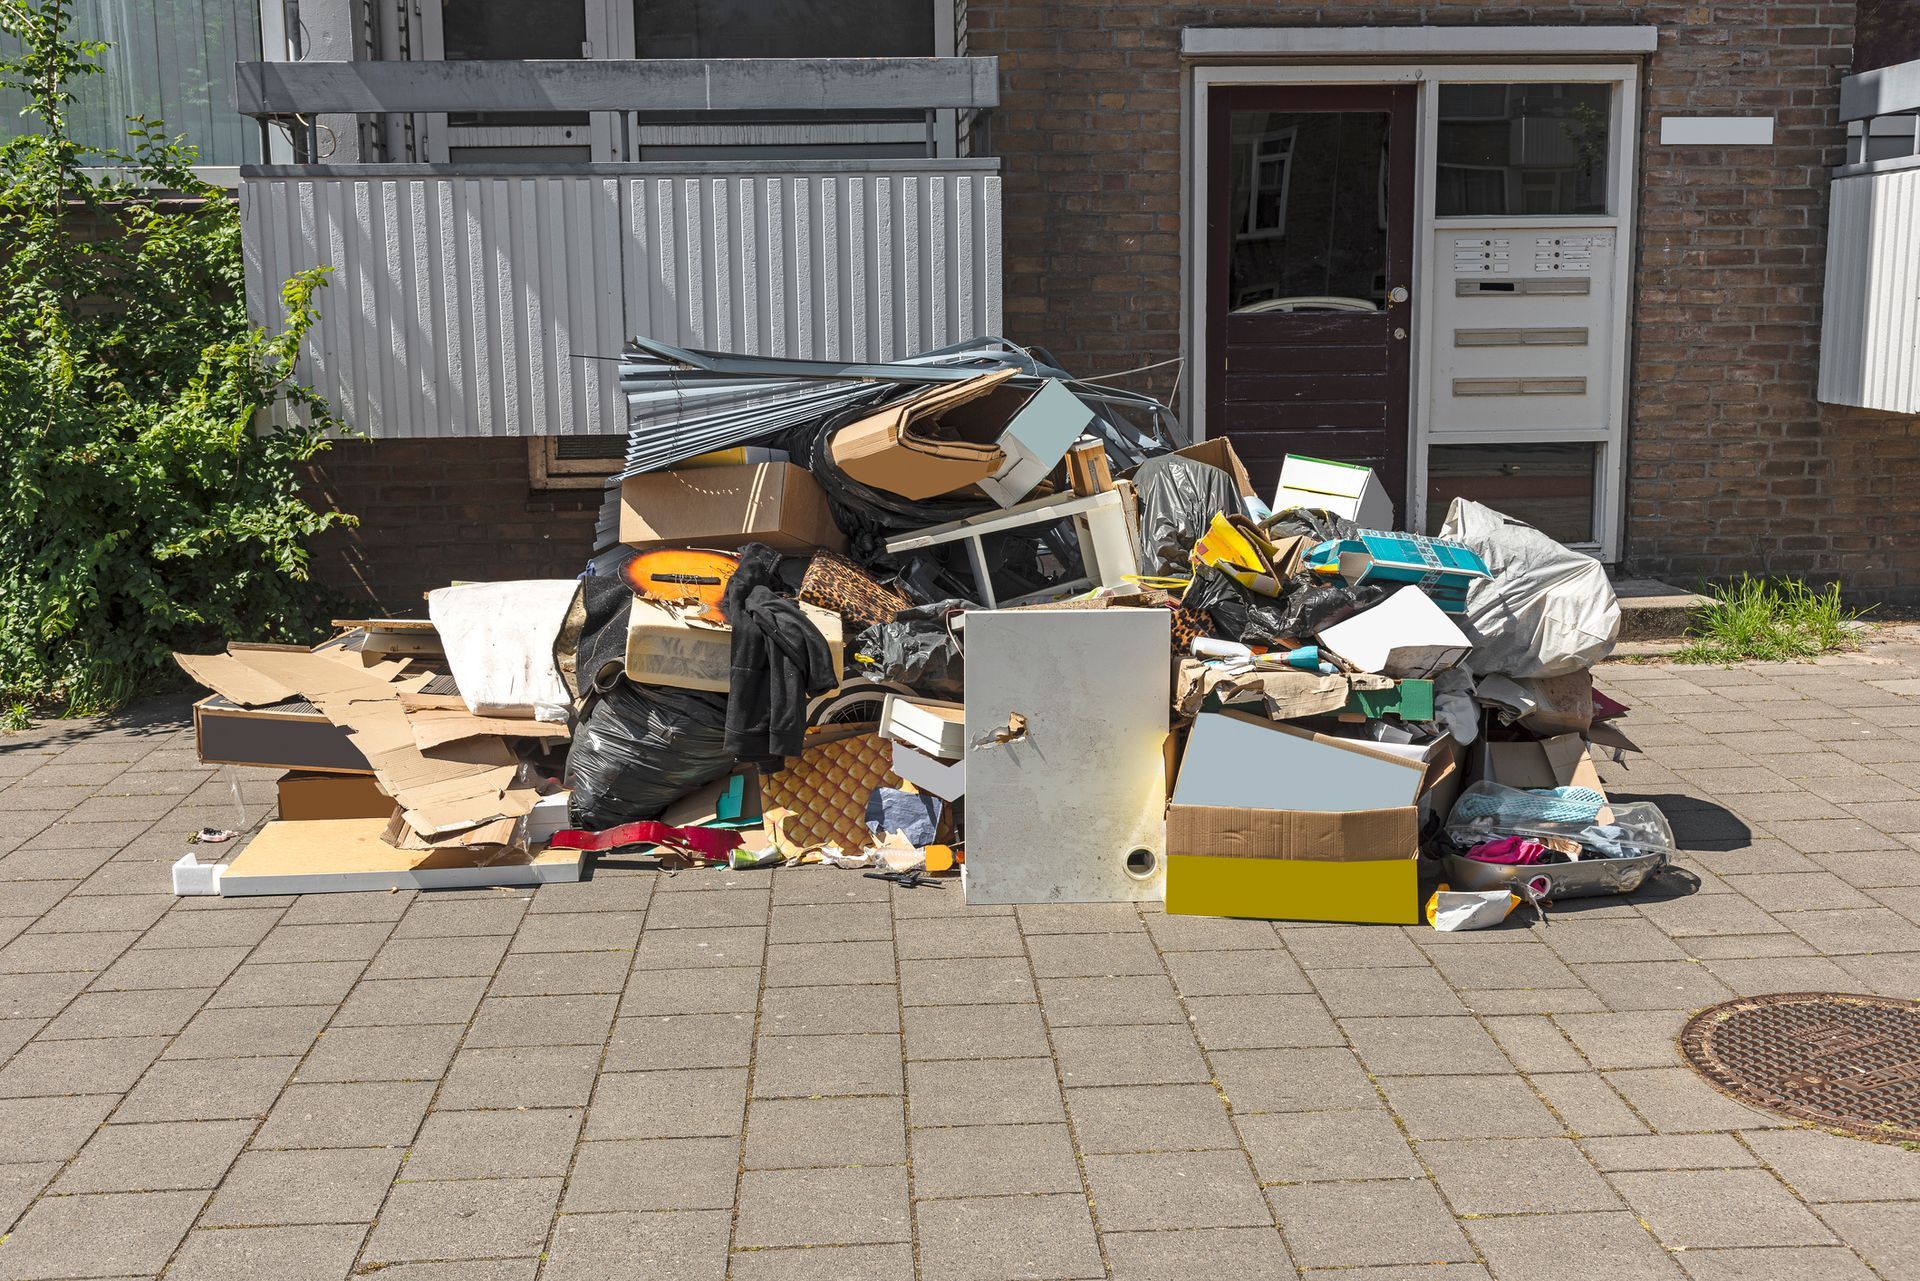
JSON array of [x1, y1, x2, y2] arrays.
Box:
[[1226, 110, 1392, 312], [1426, 442, 1599, 543], [442, 0, 590, 127], [1436, 84, 1611, 218], [635, 0, 935, 59]]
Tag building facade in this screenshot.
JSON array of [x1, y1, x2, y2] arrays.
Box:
[[17, 2, 1917, 607]]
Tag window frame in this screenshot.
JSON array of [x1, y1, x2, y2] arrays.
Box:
[[528, 436, 626, 491]]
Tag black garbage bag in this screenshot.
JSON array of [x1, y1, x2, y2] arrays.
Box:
[[1183, 566, 1387, 646], [1268, 570, 1389, 639], [1181, 566, 1291, 646], [564, 682, 734, 830], [1132, 454, 1240, 577], [851, 599, 967, 700], [1263, 507, 1360, 545]]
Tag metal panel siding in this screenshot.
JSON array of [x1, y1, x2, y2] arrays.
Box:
[[244, 167, 1001, 437], [1820, 168, 1920, 414]]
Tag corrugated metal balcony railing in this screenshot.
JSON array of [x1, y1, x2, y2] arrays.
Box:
[[235, 59, 1002, 438], [1819, 60, 1920, 415]]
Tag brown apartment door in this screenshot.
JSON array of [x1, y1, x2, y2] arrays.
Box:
[[1207, 84, 1417, 519]]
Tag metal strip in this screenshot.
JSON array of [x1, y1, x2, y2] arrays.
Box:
[[1452, 377, 1589, 396], [234, 57, 1002, 116], [1453, 327, 1590, 347], [1455, 278, 1592, 297]]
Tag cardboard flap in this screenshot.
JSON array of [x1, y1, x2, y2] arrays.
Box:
[[174, 652, 299, 707], [1167, 803, 1418, 863], [406, 706, 571, 753], [217, 645, 534, 836]]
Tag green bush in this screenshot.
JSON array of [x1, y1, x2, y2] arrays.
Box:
[[1675, 575, 1864, 665], [0, 0, 353, 715]]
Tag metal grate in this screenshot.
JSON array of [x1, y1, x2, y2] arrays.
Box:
[[1679, 992, 1920, 1143]]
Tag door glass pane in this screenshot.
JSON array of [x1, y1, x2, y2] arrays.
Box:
[[443, 0, 590, 126], [1436, 84, 1611, 217], [1227, 110, 1392, 313], [636, 0, 935, 58], [1427, 443, 1598, 542]]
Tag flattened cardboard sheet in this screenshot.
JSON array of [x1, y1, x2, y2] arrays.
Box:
[[400, 697, 571, 752], [210, 646, 532, 836], [174, 652, 300, 707], [217, 818, 579, 897]]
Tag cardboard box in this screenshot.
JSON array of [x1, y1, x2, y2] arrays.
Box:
[[624, 598, 842, 694], [828, 371, 1015, 500], [975, 379, 1096, 507], [1165, 745, 1455, 926], [194, 695, 372, 774], [1317, 586, 1471, 679], [276, 771, 392, 821], [618, 462, 847, 554], [1274, 453, 1394, 527], [1475, 733, 1604, 793]]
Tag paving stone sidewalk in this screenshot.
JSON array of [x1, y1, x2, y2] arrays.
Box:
[[4, 634, 1920, 1279]]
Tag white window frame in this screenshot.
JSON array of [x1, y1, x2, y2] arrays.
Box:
[[1239, 125, 1296, 239], [1184, 47, 1644, 562]]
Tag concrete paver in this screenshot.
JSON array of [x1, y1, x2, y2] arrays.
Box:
[[1, 645, 1920, 1277]]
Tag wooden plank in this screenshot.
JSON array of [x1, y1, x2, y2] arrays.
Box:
[[234, 58, 1001, 118]]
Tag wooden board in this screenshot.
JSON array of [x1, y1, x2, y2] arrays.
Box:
[[218, 818, 581, 896]]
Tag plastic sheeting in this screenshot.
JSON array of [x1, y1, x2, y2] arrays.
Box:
[[851, 600, 968, 701], [1438, 499, 1620, 678], [1132, 455, 1241, 578], [564, 682, 734, 830]]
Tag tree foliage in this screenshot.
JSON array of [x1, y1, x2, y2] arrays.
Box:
[[0, 0, 353, 714]]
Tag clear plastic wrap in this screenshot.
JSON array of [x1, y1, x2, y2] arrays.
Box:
[[1444, 780, 1675, 860]]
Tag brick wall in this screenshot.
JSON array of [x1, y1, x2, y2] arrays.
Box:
[[968, 0, 1920, 601], [303, 438, 602, 612]]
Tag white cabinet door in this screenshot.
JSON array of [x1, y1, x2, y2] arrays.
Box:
[[962, 609, 1171, 905]]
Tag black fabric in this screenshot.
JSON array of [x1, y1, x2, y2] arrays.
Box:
[[722, 544, 839, 767]]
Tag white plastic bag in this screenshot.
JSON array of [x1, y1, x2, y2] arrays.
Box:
[[1438, 499, 1619, 678], [1426, 886, 1519, 932]]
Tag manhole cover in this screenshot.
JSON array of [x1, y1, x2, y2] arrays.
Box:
[[1680, 992, 1920, 1143]]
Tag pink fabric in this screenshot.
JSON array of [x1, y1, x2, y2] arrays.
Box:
[[1465, 837, 1548, 866]]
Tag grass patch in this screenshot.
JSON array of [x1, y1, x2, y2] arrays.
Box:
[[0, 703, 28, 733], [1675, 576, 1865, 664]]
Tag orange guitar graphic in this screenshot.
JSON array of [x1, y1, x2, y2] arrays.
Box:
[[619, 549, 741, 623]]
